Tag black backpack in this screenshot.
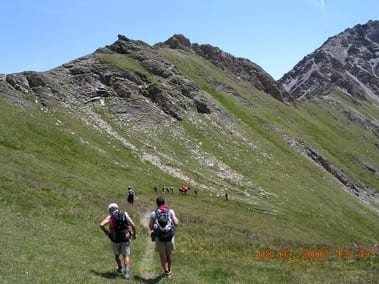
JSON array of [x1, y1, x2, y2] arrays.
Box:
[[154, 209, 175, 242], [109, 210, 130, 243]]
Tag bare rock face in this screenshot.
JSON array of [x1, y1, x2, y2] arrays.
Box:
[[280, 20, 379, 101], [5, 74, 30, 93], [160, 34, 192, 50]]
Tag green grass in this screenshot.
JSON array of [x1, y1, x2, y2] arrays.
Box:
[[1, 46, 378, 283], [96, 53, 149, 76], [161, 47, 379, 192]]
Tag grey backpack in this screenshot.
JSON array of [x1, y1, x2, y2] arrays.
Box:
[[154, 209, 175, 241]]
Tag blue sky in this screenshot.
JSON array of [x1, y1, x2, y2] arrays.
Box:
[[0, 0, 377, 79]]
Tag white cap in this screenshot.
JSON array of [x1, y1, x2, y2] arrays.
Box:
[[108, 203, 118, 211]]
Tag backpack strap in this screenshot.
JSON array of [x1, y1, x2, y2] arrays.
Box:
[[154, 209, 160, 220]]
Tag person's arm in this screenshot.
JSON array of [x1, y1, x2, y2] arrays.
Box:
[[127, 216, 137, 239], [99, 215, 111, 235], [171, 210, 179, 226], [148, 211, 155, 230]]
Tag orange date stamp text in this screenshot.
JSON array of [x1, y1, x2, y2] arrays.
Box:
[[256, 247, 373, 260]]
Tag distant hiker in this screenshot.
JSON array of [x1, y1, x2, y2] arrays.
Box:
[[99, 203, 137, 279], [154, 186, 158, 194], [225, 192, 229, 201], [127, 187, 135, 206], [180, 185, 190, 195], [194, 189, 198, 196], [149, 196, 179, 278]]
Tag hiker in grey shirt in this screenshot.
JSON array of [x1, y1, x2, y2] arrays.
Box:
[[149, 196, 179, 278]]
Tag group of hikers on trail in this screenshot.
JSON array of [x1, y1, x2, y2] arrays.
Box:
[[99, 195, 179, 280], [155, 184, 196, 196]]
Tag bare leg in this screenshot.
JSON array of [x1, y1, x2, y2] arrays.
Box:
[[124, 255, 131, 271], [166, 250, 172, 271], [114, 255, 122, 268], [159, 251, 169, 272]]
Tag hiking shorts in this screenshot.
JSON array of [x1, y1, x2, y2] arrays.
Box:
[[111, 241, 130, 256], [155, 236, 175, 254]]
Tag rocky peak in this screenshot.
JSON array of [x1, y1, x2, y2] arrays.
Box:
[[158, 35, 292, 103], [280, 20, 379, 101], [159, 34, 192, 50]]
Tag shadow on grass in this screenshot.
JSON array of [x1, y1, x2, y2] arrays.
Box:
[[133, 274, 166, 283], [91, 270, 166, 283], [90, 269, 119, 279]]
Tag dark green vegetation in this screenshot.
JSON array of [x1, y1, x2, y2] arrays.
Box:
[[1, 45, 378, 283]]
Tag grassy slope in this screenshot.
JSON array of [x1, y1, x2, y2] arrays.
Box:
[[0, 47, 378, 283]]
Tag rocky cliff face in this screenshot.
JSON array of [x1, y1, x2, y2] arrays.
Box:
[[279, 20, 379, 101]]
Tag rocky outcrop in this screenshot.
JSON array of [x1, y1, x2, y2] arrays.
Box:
[[159, 34, 192, 51]]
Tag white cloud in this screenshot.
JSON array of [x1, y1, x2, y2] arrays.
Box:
[[310, 0, 325, 11]]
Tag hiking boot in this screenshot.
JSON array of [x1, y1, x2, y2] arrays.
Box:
[[116, 266, 123, 273], [124, 271, 130, 279], [165, 270, 172, 278]]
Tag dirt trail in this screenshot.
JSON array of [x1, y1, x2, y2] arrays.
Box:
[[139, 211, 155, 279]]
